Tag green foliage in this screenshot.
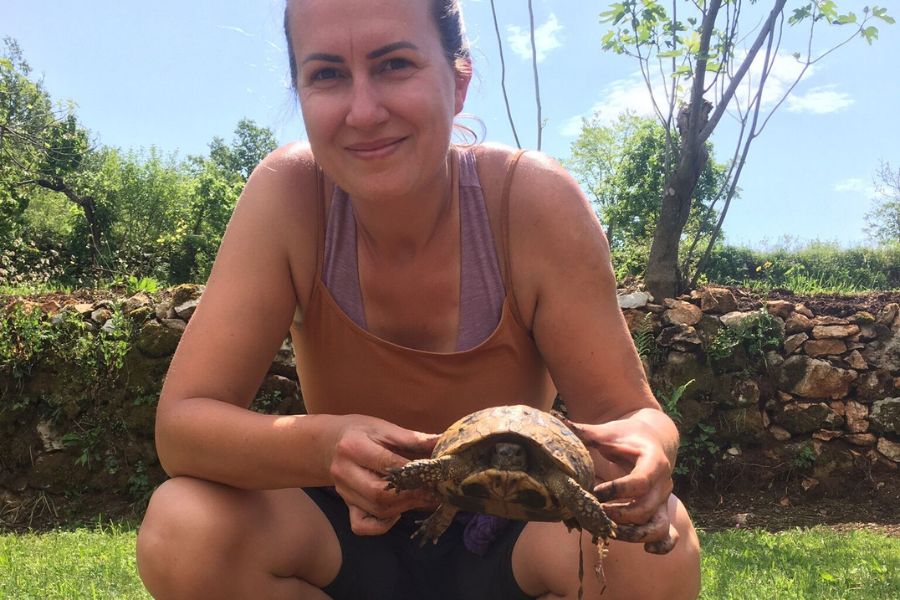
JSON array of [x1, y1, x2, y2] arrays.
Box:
[[703, 241, 900, 293], [566, 114, 728, 277], [674, 422, 719, 480], [2, 39, 278, 288], [707, 309, 782, 369], [791, 444, 817, 471], [0, 301, 47, 379], [0, 302, 134, 393], [657, 378, 694, 425], [46, 308, 134, 387], [630, 313, 660, 363], [865, 161, 900, 245]]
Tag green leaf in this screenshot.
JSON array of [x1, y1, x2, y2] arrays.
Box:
[[834, 12, 857, 25], [861, 25, 879, 44], [657, 49, 683, 58]]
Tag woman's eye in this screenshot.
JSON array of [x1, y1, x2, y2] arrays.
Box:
[[311, 68, 341, 82], [382, 57, 412, 72]]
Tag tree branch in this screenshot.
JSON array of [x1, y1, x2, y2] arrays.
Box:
[[699, 0, 788, 142], [527, 0, 543, 150], [489, 0, 521, 148]]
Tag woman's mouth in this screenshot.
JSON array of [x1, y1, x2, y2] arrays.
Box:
[[346, 137, 407, 159]]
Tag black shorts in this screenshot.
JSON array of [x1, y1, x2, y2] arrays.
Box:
[[304, 487, 536, 600]]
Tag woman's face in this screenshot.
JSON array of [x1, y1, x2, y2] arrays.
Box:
[[288, 0, 470, 199]]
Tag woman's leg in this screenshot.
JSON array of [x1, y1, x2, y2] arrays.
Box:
[[512, 495, 701, 600], [136, 477, 341, 599]]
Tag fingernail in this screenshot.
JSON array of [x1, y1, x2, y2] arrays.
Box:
[[593, 484, 615, 502]]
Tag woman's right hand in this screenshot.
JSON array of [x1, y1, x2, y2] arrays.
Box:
[[326, 415, 438, 535]]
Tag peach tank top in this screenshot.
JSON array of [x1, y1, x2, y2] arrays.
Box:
[[291, 148, 556, 434]]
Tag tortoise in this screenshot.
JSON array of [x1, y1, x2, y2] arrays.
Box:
[[384, 404, 616, 546]]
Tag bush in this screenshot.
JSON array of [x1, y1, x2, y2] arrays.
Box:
[[702, 242, 900, 293]]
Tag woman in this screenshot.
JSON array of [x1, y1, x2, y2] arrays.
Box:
[[136, 0, 701, 598]]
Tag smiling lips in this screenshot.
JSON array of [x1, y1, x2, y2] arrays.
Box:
[[346, 137, 407, 159]]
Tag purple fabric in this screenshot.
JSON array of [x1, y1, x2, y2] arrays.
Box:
[[322, 185, 366, 328], [321, 146, 505, 351], [459, 512, 512, 556]]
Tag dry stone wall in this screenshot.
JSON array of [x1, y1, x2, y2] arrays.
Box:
[[619, 286, 899, 492], [1, 285, 898, 527]]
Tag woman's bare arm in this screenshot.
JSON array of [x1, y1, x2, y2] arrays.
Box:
[[154, 144, 340, 489], [506, 151, 679, 546]]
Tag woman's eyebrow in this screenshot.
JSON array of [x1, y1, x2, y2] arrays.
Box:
[[367, 41, 419, 59], [301, 41, 419, 66], [302, 52, 343, 65]]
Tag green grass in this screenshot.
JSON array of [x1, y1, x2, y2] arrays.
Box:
[[0, 525, 897, 599], [699, 528, 900, 599], [0, 524, 149, 600]]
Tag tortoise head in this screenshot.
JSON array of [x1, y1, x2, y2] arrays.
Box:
[[490, 442, 528, 471]]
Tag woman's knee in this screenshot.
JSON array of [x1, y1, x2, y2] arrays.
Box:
[[604, 495, 700, 600], [136, 477, 253, 594]]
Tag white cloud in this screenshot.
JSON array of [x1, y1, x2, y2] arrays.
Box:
[[787, 85, 854, 114], [833, 178, 875, 196], [559, 50, 851, 138], [506, 14, 563, 63], [559, 73, 665, 137]]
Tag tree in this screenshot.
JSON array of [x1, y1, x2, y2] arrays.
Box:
[[207, 118, 278, 181], [169, 119, 277, 282], [567, 114, 727, 277], [600, 2, 893, 301], [865, 161, 900, 245], [1, 38, 105, 267]]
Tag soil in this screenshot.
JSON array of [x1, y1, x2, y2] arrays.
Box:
[[725, 286, 900, 318], [683, 479, 900, 537]]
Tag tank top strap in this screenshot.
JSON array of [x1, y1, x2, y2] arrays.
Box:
[[314, 163, 326, 278], [500, 149, 529, 332]]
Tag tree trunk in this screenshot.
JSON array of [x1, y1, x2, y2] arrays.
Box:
[[645, 102, 711, 301], [36, 178, 103, 267]]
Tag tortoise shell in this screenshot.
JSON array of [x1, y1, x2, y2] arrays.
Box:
[[433, 404, 595, 505]]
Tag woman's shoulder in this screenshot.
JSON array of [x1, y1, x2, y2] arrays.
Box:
[[243, 141, 319, 208], [470, 142, 591, 224]]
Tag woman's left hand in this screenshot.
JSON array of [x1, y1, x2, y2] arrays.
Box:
[[566, 416, 679, 554]]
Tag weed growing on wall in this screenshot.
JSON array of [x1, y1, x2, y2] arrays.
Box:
[[707, 309, 782, 373]]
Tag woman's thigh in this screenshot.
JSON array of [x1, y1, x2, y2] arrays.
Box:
[[511, 495, 701, 600], [136, 477, 340, 599]]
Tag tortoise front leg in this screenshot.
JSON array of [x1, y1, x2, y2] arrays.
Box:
[[547, 473, 617, 543], [412, 503, 460, 545], [385, 455, 470, 492]]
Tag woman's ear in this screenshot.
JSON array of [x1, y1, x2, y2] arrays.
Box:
[[454, 60, 472, 115]]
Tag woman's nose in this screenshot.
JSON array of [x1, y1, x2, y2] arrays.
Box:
[[345, 77, 389, 129]]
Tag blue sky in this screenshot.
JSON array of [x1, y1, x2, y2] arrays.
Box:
[[5, 0, 899, 247]]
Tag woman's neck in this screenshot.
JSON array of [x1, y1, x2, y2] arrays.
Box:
[[350, 152, 456, 264]]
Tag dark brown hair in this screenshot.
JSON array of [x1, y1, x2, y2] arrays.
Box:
[[283, 0, 471, 91]]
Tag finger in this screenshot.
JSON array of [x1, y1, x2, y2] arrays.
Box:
[[609, 507, 670, 544], [602, 479, 673, 524], [593, 452, 666, 502], [348, 504, 399, 536], [644, 524, 679, 555], [338, 463, 432, 517], [566, 421, 641, 454], [379, 428, 440, 460]]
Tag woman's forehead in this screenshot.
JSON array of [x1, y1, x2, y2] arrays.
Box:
[[289, 0, 437, 53]]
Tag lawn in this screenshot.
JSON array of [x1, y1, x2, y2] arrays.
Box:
[[1, 525, 897, 599]]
